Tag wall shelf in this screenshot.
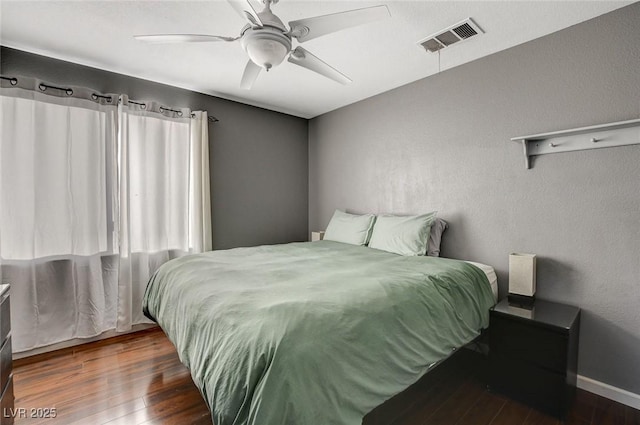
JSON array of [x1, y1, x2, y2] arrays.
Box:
[[511, 118, 640, 169]]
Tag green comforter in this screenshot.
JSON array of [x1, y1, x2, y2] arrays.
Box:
[[143, 240, 495, 425]]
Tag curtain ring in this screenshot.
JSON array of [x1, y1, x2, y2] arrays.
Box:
[[177, 111, 183, 117], [91, 94, 98, 101], [65, 89, 73, 96], [39, 83, 47, 92], [0, 76, 18, 86]]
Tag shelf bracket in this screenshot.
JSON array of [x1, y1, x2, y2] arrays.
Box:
[[511, 118, 640, 169], [521, 139, 530, 169]]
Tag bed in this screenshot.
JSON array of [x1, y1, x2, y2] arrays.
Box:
[[143, 240, 496, 425]]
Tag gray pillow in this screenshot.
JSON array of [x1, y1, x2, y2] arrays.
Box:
[[427, 218, 448, 257]]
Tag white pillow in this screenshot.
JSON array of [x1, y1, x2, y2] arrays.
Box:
[[323, 210, 376, 246], [369, 212, 437, 256]]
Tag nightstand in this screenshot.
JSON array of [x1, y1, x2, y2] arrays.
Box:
[[0, 284, 13, 425], [489, 298, 580, 419]]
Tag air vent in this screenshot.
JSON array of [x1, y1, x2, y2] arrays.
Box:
[[453, 22, 478, 39], [417, 18, 483, 53]]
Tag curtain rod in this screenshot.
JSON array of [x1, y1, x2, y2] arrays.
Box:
[[0, 76, 17, 86], [0, 75, 219, 123], [92, 93, 114, 103], [38, 82, 74, 96], [195, 114, 220, 123]]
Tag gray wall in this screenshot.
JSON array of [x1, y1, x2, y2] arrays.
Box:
[[309, 4, 640, 394], [1, 46, 309, 249]]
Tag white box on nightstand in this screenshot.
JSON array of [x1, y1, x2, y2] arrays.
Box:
[[311, 231, 325, 241], [508, 253, 536, 306]]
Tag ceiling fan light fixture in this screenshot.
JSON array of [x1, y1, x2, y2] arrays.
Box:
[[241, 29, 291, 70]]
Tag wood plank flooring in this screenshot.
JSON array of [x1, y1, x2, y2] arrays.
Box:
[[10, 328, 640, 425]]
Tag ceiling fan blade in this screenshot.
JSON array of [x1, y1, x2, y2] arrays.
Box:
[[287, 47, 351, 85], [134, 34, 239, 43], [288, 5, 390, 43], [227, 0, 264, 27], [241, 60, 262, 90]]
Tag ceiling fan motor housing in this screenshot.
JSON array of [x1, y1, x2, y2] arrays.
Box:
[[241, 27, 292, 70]]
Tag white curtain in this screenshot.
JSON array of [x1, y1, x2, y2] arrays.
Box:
[[189, 111, 213, 254], [0, 79, 211, 350], [0, 81, 119, 351], [116, 97, 211, 331]]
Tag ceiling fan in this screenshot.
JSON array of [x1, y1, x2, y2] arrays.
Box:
[[134, 0, 390, 89]]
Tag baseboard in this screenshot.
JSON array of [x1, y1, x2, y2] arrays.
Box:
[[12, 323, 158, 360], [578, 374, 640, 410]]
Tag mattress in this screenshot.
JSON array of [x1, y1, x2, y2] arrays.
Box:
[[464, 261, 498, 301], [143, 241, 496, 425]]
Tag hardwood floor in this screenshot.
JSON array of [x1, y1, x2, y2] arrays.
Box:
[[10, 328, 640, 425], [12, 328, 210, 425]]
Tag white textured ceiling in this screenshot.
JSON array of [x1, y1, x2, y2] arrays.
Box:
[[0, 1, 634, 118]]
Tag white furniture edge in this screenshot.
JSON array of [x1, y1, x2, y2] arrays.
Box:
[[311, 230, 325, 241], [577, 374, 640, 410], [511, 118, 640, 169]]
